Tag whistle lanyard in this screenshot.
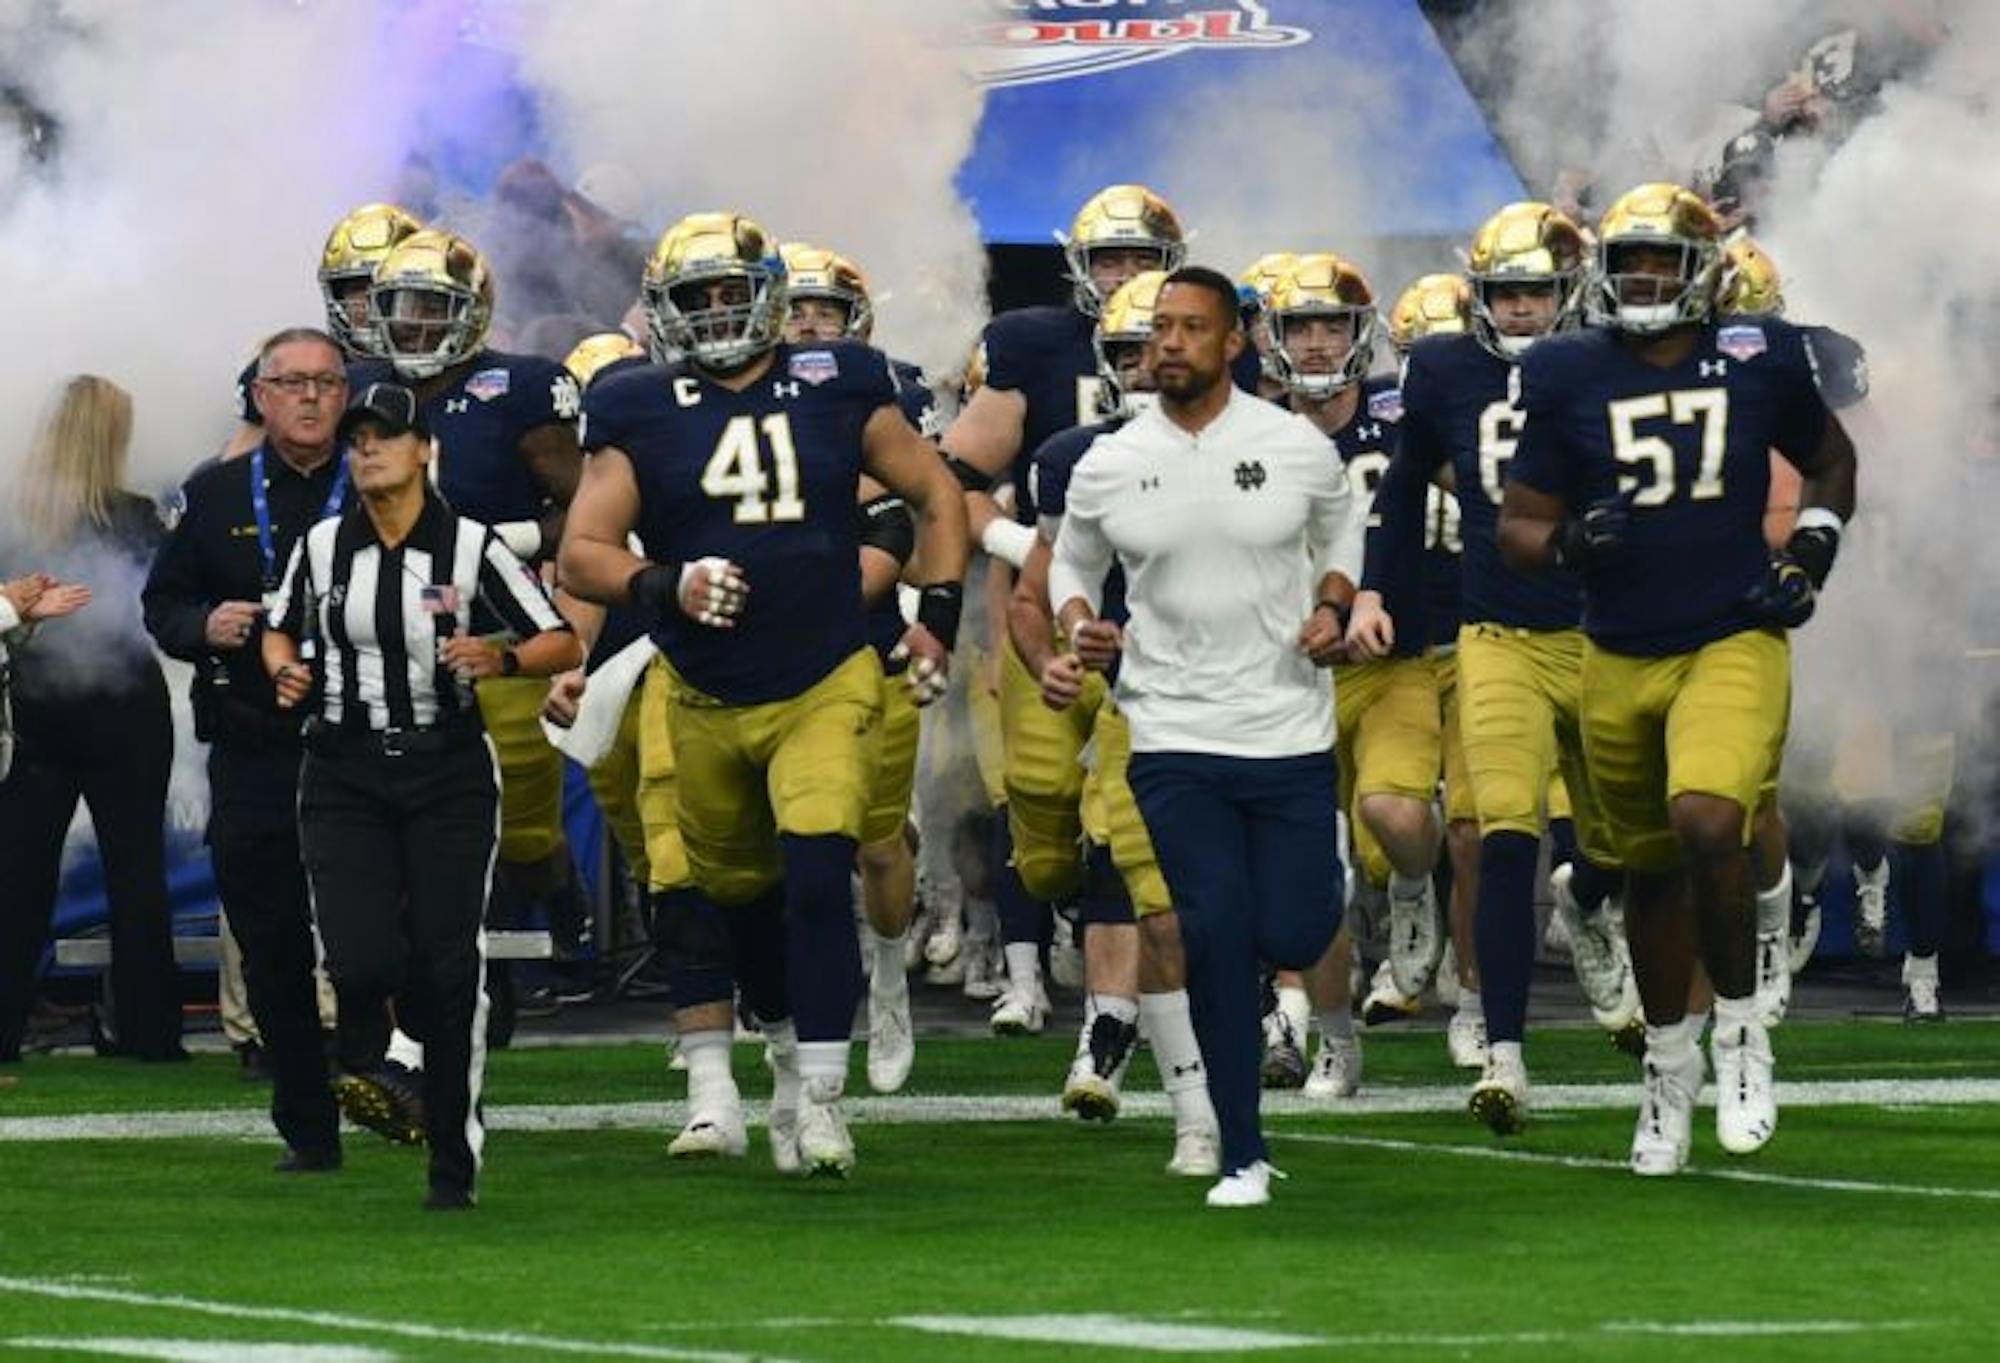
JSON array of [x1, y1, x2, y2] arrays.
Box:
[[252, 445, 350, 587]]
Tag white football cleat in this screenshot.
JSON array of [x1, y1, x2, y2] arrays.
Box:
[[1061, 1054, 1120, 1122], [1360, 958, 1421, 1027], [1048, 916, 1086, 991], [795, 1079, 855, 1179], [1630, 1045, 1704, 1176], [1302, 1035, 1362, 1099], [1551, 864, 1635, 1028], [989, 984, 1050, 1036], [1853, 861, 1889, 958], [1386, 875, 1442, 997], [1446, 1007, 1488, 1070], [1468, 1048, 1529, 1136], [1205, 1160, 1285, 1208], [1788, 891, 1822, 976], [961, 943, 1004, 1000], [1167, 1124, 1221, 1177], [1711, 1012, 1776, 1155], [866, 980, 916, 1094], [923, 906, 962, 970], [667, 1101, 747, 1160]]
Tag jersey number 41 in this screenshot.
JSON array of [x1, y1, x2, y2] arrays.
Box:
[[704, 413, 807, 524]]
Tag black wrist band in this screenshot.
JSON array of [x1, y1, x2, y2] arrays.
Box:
[[915, 582, 964, 652]]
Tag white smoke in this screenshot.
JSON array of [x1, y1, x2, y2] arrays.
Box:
[[507, 0, 991, 383]]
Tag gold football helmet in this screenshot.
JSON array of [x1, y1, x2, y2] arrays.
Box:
[[369, 229, 494, 380], [1265, 253, 1378, 400], [1061, 184, 1187, 316], [642, 212, 788, 372], [1717, 232, 1785, 317], [1465, 201, 1585, 360], [1389, 273, 1472, 355], [1093, 269, 1168, 419], [562, 331, 646, 389], [1589, 182, 1725, 334], [779, 242, 873, 342], [318, 202, 423, 357]]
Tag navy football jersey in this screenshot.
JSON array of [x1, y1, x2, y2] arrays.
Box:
[[1369, 333, 1583, 632], [582, 341, 895, 704], [1801, 323, 1869, 412], [855, 358, 938, 675], [399, 350, 581, 526], [979, 306, 1103, 522], [1509, 317, 1833, 656], [1031, 417, 1128, 629], [1322, 377, 1462, 653], [890, 358, 940, 438]]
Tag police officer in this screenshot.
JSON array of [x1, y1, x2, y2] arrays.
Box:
[[142, 327, 350, 1170], [264, 381, 580, 1210]]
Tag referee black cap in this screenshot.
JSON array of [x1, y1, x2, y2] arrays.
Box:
[[338, 382, 430, 443]]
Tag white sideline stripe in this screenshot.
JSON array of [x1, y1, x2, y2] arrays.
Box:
[[4, 1338, 396, 1362], [7, 1076, 2000, 1144], [0, 1278, 808, 1363], [883, 1314, 1927, 1352], [1276, 1131, 2000, 1202], [890, 1314, 1323, 1352]]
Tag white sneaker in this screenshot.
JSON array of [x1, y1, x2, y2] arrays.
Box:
[[1360, 958, 1421, 1027], [1711, 1013, 1776, 1155], [1630, 1045, 1704, 1176], [1468, 1048, 1529, 1135], [795, 1079, 855, 1179], [866, 982, 915, 1093], [923, 906, 963, 970], [667, 1101, 747, 1159], [1552, 864, 1636, 1028], [1167, 1125, 1221, 1177], [1386, 876, 1442, 997], [989, 984, 1050, 1036], [1303, 1036, 1362, 1098], [765, 1040, 802, 1175], [1788, 891, 1822, 975], [1853, 861, 1889, 958], [1446, 1008, 1488, 1070], [1205, 1160, 1285, 1208], [1754, 928, 1792, 1029]]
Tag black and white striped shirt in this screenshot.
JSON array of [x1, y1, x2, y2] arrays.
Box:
[[271, 494, 565, 732]]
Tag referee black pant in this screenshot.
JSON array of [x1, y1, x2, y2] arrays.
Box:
[[300, 733, 498, 1198], [207, 742, 338, 1154]]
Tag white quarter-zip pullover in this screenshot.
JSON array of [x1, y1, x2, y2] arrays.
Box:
[[1049, 385, 1363, 758]]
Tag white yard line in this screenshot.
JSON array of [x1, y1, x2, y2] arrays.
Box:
[[3, 1338, 397, 1363], [0, 1278, 811, 1363], [6, 1076, 2000, 1144], [1275, 1131, 2000, 1201]]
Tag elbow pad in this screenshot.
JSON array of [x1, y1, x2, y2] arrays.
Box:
[[859, 494, 916, 565]]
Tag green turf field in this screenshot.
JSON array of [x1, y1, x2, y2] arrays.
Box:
[[3, 1021, 1997, 1362]]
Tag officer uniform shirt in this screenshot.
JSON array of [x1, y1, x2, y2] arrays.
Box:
[[144, 443, 349, 711], [270, 493, 565, 731], [1508, 316, 1833, 656], [1049, 386, 1363, 759]]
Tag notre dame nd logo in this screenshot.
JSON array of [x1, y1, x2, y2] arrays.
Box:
[[1233, 461, 1266, 491]]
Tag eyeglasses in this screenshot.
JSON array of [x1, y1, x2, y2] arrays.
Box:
[[258, 372, 350, 397]]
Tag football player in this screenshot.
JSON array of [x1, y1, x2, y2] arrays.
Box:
[[1347, 203, 1638, 1138], [780, 240, 940, 1090], [1497, 183, 1857, 1175], [560, 212, 969, 1178], [225, 202, 425, 458], [943, 184, 1192, 1032], [1008, 271, 1220, 1174], [1239, 252, 1301, 401], [366, 228, 590, 1037]]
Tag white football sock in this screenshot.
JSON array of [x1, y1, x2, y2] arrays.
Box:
[[1003, 941, 1042, 994], [678, 1029, 737, 1111], [1756, 862, 1793, 936]]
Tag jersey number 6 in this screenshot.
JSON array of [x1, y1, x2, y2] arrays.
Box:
[[703, 413, 807, 524]]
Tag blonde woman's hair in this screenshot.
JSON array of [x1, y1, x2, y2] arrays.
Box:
[[15, 374, 134, 549]]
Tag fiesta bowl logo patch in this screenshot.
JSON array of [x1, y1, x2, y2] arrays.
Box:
[[969, 1, 1311, 88], [1716, 325, 1768, 362], [465, 367, 512, 402], [790, 350, 840, 386]]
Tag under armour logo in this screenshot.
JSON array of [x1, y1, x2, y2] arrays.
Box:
[[444, 398, 470, 414], [1233, 461, 1267, 491], [1355, 422, 1382, 443], [1698, 359, 1728, 378], [1170, 1061, 1204, 1078], [772, 380, 801, 399], [1139, 476, 1162, 492]]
